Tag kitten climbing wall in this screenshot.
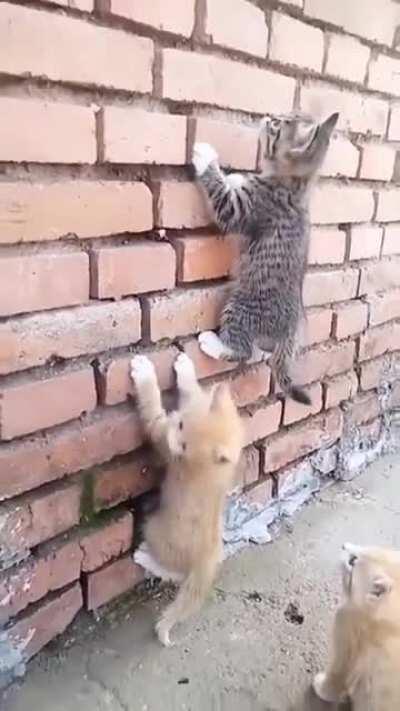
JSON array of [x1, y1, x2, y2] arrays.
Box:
[[0, 0, 400, 681]]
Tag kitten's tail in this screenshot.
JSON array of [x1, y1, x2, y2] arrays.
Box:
[[274, 338, 311, 406], [155, 557, 218, 647]]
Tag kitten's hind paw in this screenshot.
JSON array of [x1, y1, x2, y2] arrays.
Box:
[[130, 355, 156, 385], [198, 331, 232, 361], [192, 142, 218, 176]]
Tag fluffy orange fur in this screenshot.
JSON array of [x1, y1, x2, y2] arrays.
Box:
[[314, 543, 400, 710], [131, 352, 243, 646]]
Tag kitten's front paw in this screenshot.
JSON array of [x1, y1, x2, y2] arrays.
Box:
[[192, 142, 218, 176], [174, 352, 196, 382], [130, 355, 156, 384], [312, 672, 340, 703]]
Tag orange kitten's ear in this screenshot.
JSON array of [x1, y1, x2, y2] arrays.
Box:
[[368, 573, 393, 601], [210, 383, 232, 412]]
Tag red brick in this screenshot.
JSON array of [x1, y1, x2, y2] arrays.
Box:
[[0, 300, 141, 376], [0, 98, 95, 164], [237, 446, 260, 488], [0, 181, 153, 245], [376, 190, 400, 222], [0, 252, 89, 317], [242, 402, 282, 446], [93, 452, 158, 512], [360, 144, 396, 182], [360, 356, 393, 391], [345, 392, 381, 426], [349, 226, 383, 261], [205, 0, 268, 56], [7, 583, 82, 663], [303, 269, 359, 307], [321, 135, 360, 179], [0, 369, 97, 441], [102, 108, 186, 165], [0, 406, 143, 501], [79, 512, 133, 573], [310, 184, 375, 223], [91, 243, 175, 299], [230, 364, 271, 407], [263, 409, 343, 474], [155, 182, 210, 229], [283, 382, 323, 426], [303, 0, 397, 46], [325, 34, 369, 84], [85, 556, 144, 610], [368, 54, 400, 96], [100, 346, 178, 406], [333, 301, 368, 339], [368, 290, 400, 327], [1, 3, 153, 92], [270, 12, 324, 71], [388, 107, 400, 141], [359, 260, 400, 295], [0, 539, 82, 624], [383, 226, 400, 255], [110, 0, 195, 37], [175, 234, 238, 282], [162, 49, 295, 114], [324, 371, 358, 409], [145, 285, 228, 341], [359, 322, 400, 361], [188, 118, 258, 171], [302, 308, 333, 346], [294, 342, 356, 385], [308, 228, 346, 265], [244, 479, 273, 507], [183, 339, 237, 380]]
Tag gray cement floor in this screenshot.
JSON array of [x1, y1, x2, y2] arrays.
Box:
[[3, 452, 400, 711]]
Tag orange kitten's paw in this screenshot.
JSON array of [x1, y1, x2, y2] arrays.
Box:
[[313, 672, 340, 703], [192, 142, 218, 176], [130, 355, 156, 384]]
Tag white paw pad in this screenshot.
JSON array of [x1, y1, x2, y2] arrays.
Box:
[[198, 331, 228, 360], [130, 355, 156, 383], [192, 142, 218, 176]]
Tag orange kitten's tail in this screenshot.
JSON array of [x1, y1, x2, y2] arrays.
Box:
[[155, 557, 218, 647], [274, 338, 311, 406]]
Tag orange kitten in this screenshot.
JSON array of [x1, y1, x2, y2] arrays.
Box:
[[131, 352, 243, 647], [314, 543, 400, 710]]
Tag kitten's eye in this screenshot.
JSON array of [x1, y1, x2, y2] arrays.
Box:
[[349, 554, 358, 566]]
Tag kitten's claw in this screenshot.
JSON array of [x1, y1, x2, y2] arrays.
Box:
[[198, 331, 229, 361], [130, 355, 156, 384], [155, 619, 174, 648], [192, 142, 218, 176], [312, 672, 339, 702]]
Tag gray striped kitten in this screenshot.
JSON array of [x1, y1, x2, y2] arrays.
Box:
[[192, 112, 339, 405]]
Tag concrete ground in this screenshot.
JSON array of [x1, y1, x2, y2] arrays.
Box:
[[3, 452, 400, 711]]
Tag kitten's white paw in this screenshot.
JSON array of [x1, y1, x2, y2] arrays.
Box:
[[130, 355, 156, 384], [192, 142, 218, 176], [198, 331, 228, 360], [312, 672, 339, 702], [174, 352, 196, 382], [155, 619, 174, 648]]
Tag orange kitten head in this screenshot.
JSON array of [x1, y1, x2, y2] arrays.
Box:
[[341, 543, 400, 609]]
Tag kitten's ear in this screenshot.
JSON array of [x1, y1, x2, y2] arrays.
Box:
[[368, 573, 393, 601], [210, 383, 232, 412], [319, 112, 339, 138]]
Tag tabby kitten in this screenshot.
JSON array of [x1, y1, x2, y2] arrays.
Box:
[[192, 112, 339, 404]]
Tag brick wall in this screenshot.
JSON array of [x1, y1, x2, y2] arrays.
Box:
[[1, 0, 400, 676]]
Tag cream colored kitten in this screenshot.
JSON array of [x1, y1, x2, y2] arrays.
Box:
[[131, 352, 243, 647], [314, 543, 400, 710]]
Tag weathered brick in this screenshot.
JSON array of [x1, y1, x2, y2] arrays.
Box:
[[310, 184, 375, 224], [162, 49, 296, 114], [1, 2, 153, 92], [382, 225, 400, 255], [302, 308, 333, 346], [263, 409, 343, 474], [360, 144, 396, 182], [188, 117, 258, 171], [359, 322, 400, 361], [145, 285, 228, 341], [283, 382, 323, 426], [349, 226, 383, 261], [270, 12, 324, 71], [309, 228, 346, 265], [205, 0, 267, 56], [321, 136, 360, 179], [175, 234, 238, 282], [0, 98, 95, 164], [6, 583, 82, 663], [301, 82, 388, 136], [242, 402, 282, 446], [360, 355, 394, 390], [230, 364, 271, 407], [333, 301, 368, 339], [303, 269, 359, 307], [110, 0, 195, 37], [345, 392, 381, 426], [102, 108, 186, 165], [388, 106, 400, 141], [0, 181, 153, 245], [237, 446, 260, 488], [368, 290, 400, 327], [0, 406, 143, 501], [324, 371, 358, 409], [85, 556, 144, 610], [376, 190, 400, 222], [155, 182, 210, 229], [359, 260, 400, 295], [182, 339, 237, 380], [93, 452, 158, 512], [0, 252, 89, 318], [303, 0, 397, 46], [0, 300, 141, 376], [0, 369, 97, 441], [294, 342, 356, 385], [80, 512, 133, 572], [0, 538, 82, 624], [325, 33, 369, 84], [91, 243, 176, 299], [368, 54, 400, 96]]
